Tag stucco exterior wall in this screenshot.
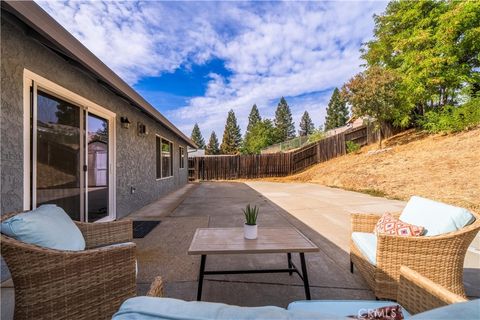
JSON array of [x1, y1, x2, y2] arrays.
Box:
[[0, 16, 189, 218]]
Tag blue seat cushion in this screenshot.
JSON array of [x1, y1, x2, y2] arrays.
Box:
[[411, 299, 479, 319], [288, 300, 411, 318], [113, 297, 344, 320], [351, 232, 377, 265], [1, 204, 85, 251], [400, 196, 475, 236]]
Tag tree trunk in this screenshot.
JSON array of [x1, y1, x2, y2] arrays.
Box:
[[378, 124, 383, 149]]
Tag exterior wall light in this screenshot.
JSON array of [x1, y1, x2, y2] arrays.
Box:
[[137, 122, 148, 136], [120, 117, 131, 129]]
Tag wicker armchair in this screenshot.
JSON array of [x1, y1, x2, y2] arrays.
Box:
[[350, 211, 480, 300], [1, 211, 147, 320], [397, 266, 467, 314]]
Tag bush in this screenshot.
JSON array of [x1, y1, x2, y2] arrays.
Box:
[[419, 98, 480, 133], [307, 129, 326, 143], [346, 140, 361, 153]]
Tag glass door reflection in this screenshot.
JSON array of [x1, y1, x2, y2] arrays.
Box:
[[87, 114, 109, 222], [36, 90, 82, 220]]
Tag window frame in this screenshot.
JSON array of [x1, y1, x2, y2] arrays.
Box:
[[156, 135, 174, 180], [179, 146, 185, 169]]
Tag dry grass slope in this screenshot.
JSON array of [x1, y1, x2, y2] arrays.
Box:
[[262, 127, 480, 211]]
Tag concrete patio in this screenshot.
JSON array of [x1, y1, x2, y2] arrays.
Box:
[[129, 181, 480, 306], [2, 181, 479, 318]]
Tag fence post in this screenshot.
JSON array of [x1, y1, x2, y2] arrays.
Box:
[[289, 152, 293, 175], [195, 157, 199, 180], [236, 155, 240, 179]]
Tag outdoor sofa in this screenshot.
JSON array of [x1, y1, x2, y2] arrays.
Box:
[[112, 266, 478, 319], [350, 196, 480, 300], [0, 205, 162, 319]]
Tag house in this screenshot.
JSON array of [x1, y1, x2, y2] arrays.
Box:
[[325, 116, 366, 137], [0, 0, 197, 221], [187, 148, 206, 157]]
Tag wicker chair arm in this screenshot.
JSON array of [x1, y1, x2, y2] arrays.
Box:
[[1, 238, 136, 319], [375, 225, 479, 298], [75, 219, 133, 248], [398, 266, 467, 315], [147, 276, 165, 297], [376, 233, 449, 270], [376, 230, 475, 266], [351, 213, 382, 233]]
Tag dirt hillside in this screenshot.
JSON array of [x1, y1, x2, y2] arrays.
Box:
[[262, 127, 480, 211]]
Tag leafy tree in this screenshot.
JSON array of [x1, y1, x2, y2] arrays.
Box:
[[362, 0, 480, 118], [190, 123, 205, 149], [307, 129, 326, 144], [246, 104, 262, 133], [205, 131, 220, 155], [299, 111, 315, 136], [220, 109, 242, 154], [324, 88, 349, 130], [418, 97, 480, 133], [241, 119, 277, 154], [90, 121, 108, 143], [342, 66, 408, 148], [274, 97, 295, 142]]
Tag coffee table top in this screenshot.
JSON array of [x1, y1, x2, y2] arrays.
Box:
[[188, 227, 319, 255]]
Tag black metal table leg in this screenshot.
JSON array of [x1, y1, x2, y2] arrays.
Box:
[[299, 252, 311, 300], [287, 253, 293, 275], [197, 255, 207, 301]]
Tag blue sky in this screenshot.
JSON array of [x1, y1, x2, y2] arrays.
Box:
[[37, 0, 388, 140]]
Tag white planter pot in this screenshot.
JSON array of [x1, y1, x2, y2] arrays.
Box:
[[244, 224, 258, 240]]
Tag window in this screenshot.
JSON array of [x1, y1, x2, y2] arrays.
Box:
[[156, 136, 173, 179], [179, 146, 185, 169], [156, 137, 161, 179]]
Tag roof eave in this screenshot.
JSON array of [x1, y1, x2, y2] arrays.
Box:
[[2, 0, 196, 148]]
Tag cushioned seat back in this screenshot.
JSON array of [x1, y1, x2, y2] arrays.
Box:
[[0, 205, 85, 251], [288, 300, 411, 318], [113, 297, 344, 320], [410, 299, 479, 319], [400, 196, 475, 236]]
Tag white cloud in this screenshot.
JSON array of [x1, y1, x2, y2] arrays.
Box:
[[37, 0, 220, 83], [37, 0, 387, 140]]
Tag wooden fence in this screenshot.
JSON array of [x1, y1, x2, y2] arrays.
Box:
[[189, 122, 399, 181], [344, 126, 368, 146], [188, 153, 291, 180]]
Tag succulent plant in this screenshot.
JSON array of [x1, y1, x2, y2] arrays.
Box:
[[243, 204, 259, 225]]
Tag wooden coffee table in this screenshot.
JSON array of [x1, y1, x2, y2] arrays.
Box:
[[188, 227, 319, 301]]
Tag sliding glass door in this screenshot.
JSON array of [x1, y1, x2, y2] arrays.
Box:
[[32, 87, 113, 221], [36, 90, 83, 220], [87, 114, 109, 222]]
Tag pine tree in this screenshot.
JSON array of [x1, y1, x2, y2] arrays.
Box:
[[190, 123, 205, 149], [246, 104, 261, 133], [274, 97, 295, 142], [299, 111, 315, 136], [243, 104, 262, 152], [220, 110, 242, 154], [324, 88, 349, 130], [206, 131, 220, 155]]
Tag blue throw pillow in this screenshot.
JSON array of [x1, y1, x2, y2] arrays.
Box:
[[1, 205, 85, 251]]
